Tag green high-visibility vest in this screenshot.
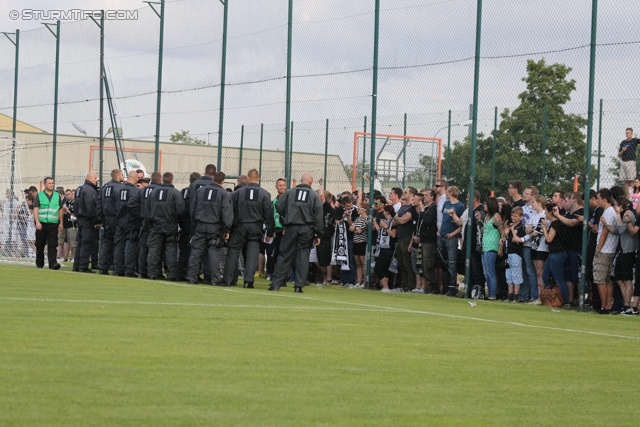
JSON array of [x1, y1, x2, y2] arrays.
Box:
[[37, 191, 60, 224]]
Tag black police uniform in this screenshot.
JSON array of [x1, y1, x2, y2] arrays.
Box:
[[96, 179, 123, 274], [187, 182, 233, 284], [270, 183, 323, 291], [177, 185, 192, 280], [73, 179, 100, 272], [129, 180, 160, 278], [186, 175, 215, 279], [112, 182, 140, 276], [222, 183, 275, 287], [144, 182, 186, 280]]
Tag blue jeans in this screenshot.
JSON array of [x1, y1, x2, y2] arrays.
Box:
[[482, 251, 498, 299], [443, 236, 458, 290], [542, 251, 569, 304], [520, 246, 538, 301]]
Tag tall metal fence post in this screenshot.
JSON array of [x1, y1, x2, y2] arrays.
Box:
[[324, 119, 329, 190], [580, 0, 598, 312], [289, 121, 294, 182], [402, 113, 407, 188], [4, 29, 19, 197], [446, 110, 452, 179], [2, 29, 19, 251], [89, 13, 105, 183], [217, 0, 229, 172], [597, 98, 603, 189], [284, 0, 293, 188], [238, 124, 244, 175], [365, 0, 380, 289], [259, 123, 264, 184], [491, 106, 497, 195], [43, 21, 60, 180], [540, 103, 548, 195], [361, 116, 367, 194], [145, 0, 165, 172], [464, 0, 483, 295]]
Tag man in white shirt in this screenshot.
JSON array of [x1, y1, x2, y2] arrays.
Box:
[[388, 187, 403, 213], [594, 188, 619, 314], [435, 179, 448, 233]]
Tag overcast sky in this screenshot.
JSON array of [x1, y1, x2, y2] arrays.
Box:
[[0, 0, 638, 185]]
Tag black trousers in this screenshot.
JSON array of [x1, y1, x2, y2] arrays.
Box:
[[223, 222, 262, 285], [35, 222, 59, 268], [147, 229, 178, 280], [187, 224, 222, 285], [74, 218, 99, 271], [99, 218, 116, 273], [266, 231, 283, 276], [271, 224, 314, 288], [113, 225, 139, 276], [177, 227, 191, 279]]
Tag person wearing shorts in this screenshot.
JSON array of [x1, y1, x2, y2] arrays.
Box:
[[618, 127, 640, 194], [594, 189, 619, 314]]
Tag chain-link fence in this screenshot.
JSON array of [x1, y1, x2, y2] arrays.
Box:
[[0, 0, 638, 196]]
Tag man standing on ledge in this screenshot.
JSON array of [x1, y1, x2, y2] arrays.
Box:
[[618, 127, 640, 195], [269, 172, 323, 293], [33, 177, 64, 270]]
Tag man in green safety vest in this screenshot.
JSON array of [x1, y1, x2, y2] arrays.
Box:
[[32, 177, 64, 270]]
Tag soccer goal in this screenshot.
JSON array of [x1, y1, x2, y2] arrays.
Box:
[[0, 137, 35, 265], [352, 132, 442, 192]]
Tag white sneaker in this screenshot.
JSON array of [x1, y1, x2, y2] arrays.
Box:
[[527, 299, 542, 306], [416, 288, 425, 294], [381, 288, 392, 293]]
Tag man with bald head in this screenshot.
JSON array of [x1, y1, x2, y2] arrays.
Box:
[[73, 171, 100, 272], [112, 170, 141, 276], [269, 172, 323, 293]]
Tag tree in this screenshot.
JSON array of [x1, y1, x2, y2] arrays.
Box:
[[442, 59, 597, 198], [170, 130, 206, 145], [344, 161, 371, 186], [406, 154, 438, 187]]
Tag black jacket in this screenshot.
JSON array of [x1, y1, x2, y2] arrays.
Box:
[[114, 182, 140, 229], [191, 183, 234, 233], [75, 179, 99, 224], [276, 184, 323, 238], [230, 183, 275, 236], [144, 183, 186, 233]]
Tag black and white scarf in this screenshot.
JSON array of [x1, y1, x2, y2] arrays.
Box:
[[332, 221, 350, 270], [374, 218, 391, 257]]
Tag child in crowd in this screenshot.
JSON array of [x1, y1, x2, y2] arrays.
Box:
[[505, 206, 526, 302]]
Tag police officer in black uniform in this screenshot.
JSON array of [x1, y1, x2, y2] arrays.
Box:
[[187, 172, 233, 285], [185, 164, 217, 281], [223, 169, 275, 288], [74, 171, 100, 272], [178, 171, 201, 281], [269, 172, 323, 293], [96, 169, 124, 274], [129, 171, 161, 278], [112, 170, 140, 277], [144, 172, 186, 281]]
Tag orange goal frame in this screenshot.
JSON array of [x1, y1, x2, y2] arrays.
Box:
[[352, 132, 442, 192]]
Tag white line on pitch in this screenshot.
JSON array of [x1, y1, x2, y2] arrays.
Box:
[[0, 297, 396, 313], [221, 288, 640, 341]]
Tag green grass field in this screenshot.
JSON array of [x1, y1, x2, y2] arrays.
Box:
[[1, 263, 639, 426]]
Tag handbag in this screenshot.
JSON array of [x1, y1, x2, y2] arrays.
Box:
[[539, 286, 564, 308]]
